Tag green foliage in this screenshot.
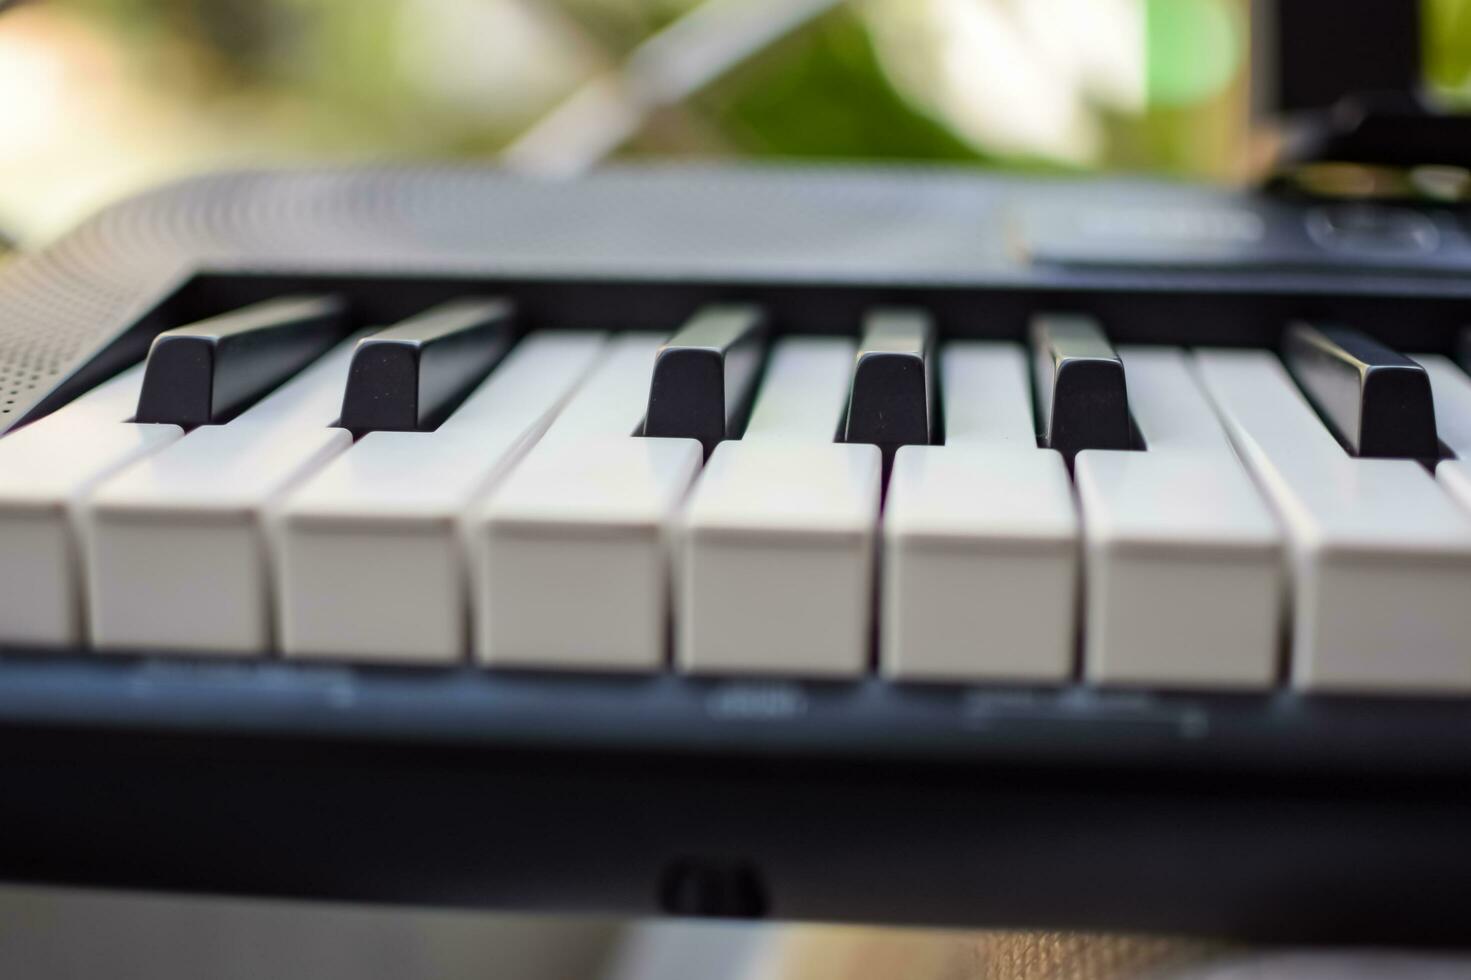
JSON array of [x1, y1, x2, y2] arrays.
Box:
[[693, 8, 982, 162], [1425, 0, 1471, 105], [1145, 0, 1241, 107]]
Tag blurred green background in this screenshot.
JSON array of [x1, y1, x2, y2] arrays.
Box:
[[0, 0, 1466, 244]]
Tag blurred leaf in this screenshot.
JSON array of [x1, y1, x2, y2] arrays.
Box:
[[1145, 0, 1240, 107], [1425, 0, 1471, 105], [690, 8, 982, 161]]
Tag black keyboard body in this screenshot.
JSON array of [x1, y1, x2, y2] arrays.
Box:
[[2, 165, 1471, 944]]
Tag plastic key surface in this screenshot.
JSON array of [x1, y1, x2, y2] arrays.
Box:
[[678, 337, 879, 677], [1195, 348, 1471, 694], [1283, 322, 1439, 459], [642, 304, 767, 456], [85, 335, 362, 654], [134, 295, 347, 426], [276, 331, 606, 664], [1418, 354, 1471, 515], [471, 333, 703, 671], [338, 298, 516, 433], [1031, 313, 1132, 462], [843, 308, 936, 454], [1074, 347, 1282, 689], [882, 342, 1078, 682], [0, 367, 183, 645]]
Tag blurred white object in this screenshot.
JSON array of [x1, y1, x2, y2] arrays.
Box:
[[0, 7, 290, 245], [862, 0, 1144, 166], [396, 0, 596, 126]]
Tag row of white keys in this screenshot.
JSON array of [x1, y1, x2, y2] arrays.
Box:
[[1417, 354, 1471, 511], [470, 333, 704, 671], [0, 368, 184, 645], [676, 337, 880, 676], [81, 336, 363, 654], [275, 331, 607, 664], [882, 343, 1078, 681], [1194, 349, 1471, 693], [1074, 348, 1281, 688]]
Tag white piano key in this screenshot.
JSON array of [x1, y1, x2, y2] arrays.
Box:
[[884, 447, 1076, 682], [275, 331, 606, 664], [1195, 349, 1471, 694], [678, 442, 881, 678], [1074, 348, 1282, 689], [741, 336, 854, 443], [83, 338, 360, 655], [1416, 354, 1471, 514], [1439, 460, 1471, 518], [882, 342, 1078, 682], [938, 341, 1039, 447], [0, 367, 183, 645], [541, 332, 667, 442], [471, 333, 703, 671], [677, 337, 878, 677], [474, 441, 702, 671]]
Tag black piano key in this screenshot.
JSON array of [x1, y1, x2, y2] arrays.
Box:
[[643, 304, 768, 455], [134, 295, 347, 426], [1283, 322, 1439, 459], [338, 298, 516, 433], [1031, 313, 1132, 461], [842, 308, 936, 451]]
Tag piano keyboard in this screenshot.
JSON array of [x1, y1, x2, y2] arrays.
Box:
[[6, 291, 1471, 695], [5, 166, 1471, 942]]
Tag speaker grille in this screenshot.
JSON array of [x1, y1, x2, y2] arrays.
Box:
[[0, 252, 132, 420], [0, 164, 1014, 429]]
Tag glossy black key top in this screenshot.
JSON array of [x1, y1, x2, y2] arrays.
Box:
[[134, 295, 347, 425], [1283, 322, 1439, 459], [339, 298, 516, 433], [1031, 313, 1131, 461], [843, 308, 936, 451], [643, 304, 767, 455]]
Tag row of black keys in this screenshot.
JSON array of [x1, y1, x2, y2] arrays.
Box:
[[128, 293, 1445, 464]]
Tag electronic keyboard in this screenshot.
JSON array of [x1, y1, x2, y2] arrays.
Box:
[[3, 165, 1471, 945]]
